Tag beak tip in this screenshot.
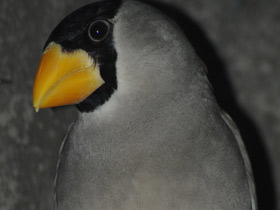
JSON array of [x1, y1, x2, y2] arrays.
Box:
[[33, 103, 40, 112]]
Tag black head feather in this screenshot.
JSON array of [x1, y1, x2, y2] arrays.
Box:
[[44, 0, 122, 112]]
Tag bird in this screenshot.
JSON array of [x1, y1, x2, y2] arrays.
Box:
[[32, 0, 257, 210]]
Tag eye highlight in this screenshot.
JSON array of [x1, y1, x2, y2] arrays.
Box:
[[88, 20, 111, 42]]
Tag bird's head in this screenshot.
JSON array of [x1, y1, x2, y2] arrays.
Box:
[[33, 0, 205, 113], [33, 1, 121, 112]]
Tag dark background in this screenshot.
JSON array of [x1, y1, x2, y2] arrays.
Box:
[[1, 0, 279, 209]]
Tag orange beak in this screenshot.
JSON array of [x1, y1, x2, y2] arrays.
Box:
[[33, 42, 104, 112]]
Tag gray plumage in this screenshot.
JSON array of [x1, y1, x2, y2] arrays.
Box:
[[54, 1, 257, 210]]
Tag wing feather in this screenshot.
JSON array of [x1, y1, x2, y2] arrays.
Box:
[[220, 110, 258, 210]]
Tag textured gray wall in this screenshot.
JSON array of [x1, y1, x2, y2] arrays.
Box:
[[1, 0, 279, 210]]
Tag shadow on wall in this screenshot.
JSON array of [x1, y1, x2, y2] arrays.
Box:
[[144, 1, 276, 210]]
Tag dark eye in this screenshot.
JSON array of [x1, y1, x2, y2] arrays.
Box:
[[88, 20, 110, 42]]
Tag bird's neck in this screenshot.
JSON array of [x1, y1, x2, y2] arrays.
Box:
[[78, 67, 215, 129]]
